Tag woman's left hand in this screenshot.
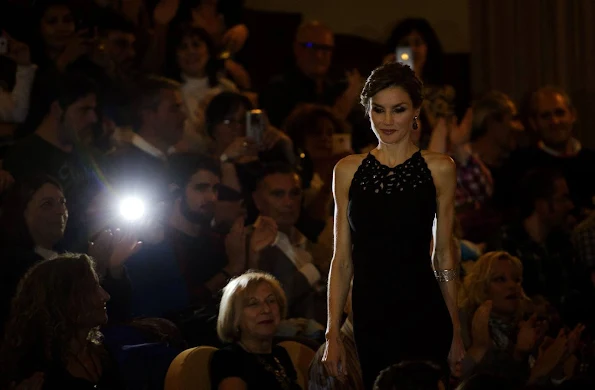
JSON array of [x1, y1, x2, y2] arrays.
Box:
[[153, 0, 180, 26], [448, 331, 465, 373], [222, 24, 249, 53]]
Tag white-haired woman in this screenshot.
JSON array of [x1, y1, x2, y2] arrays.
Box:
[[210, 271, 302, 390]]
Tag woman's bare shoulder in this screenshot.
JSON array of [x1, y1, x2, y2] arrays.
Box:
[[335, 153, 367, 179], [420, 150, 456, 174]]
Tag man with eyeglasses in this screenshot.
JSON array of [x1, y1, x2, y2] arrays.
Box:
[[259, 21, 363, 129]]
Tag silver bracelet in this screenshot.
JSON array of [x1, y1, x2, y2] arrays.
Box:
[[434, 268, 458, 282]]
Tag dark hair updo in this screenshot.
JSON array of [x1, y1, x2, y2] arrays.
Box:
[[360, 62, 424, 113]]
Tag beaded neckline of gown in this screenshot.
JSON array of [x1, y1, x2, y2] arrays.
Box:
[[366, 149, 422, 171]]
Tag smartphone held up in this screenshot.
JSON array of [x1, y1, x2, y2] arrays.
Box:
[[396, 46, 414, 70], [246, 109, 265, 145]]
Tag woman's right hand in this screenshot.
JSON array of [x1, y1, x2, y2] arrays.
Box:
[[529, 329, 568, 383], [56, 30, 92, 71], [222, 137, 257, 161], [322, 333, 347, 381]]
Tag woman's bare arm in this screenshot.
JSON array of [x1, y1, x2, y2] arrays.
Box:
[[427, 153, 460, 330], [326, 156, 359, 336]]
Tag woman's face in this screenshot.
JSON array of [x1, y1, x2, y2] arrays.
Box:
[[24, 183, 68, 248], [304, 117, 334, 159], [82, 277, 111, 328], [486, 259, 523, 315], [213, 106, 247, 148], [239, 282, 281, 340], [176, 35, 210, 78], [399, 30, 427, 72], [40, 5, 76, 51], [369, 86, 420, 145]]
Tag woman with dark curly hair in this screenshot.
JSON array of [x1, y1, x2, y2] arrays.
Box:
[[0, 253, 122, 389]]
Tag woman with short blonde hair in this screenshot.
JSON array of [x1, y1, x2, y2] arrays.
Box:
[[211, 271, 300, 390], [217, 271, 287, 343]]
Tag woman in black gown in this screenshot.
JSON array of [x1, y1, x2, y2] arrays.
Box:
[[322, 62, 464, 388]]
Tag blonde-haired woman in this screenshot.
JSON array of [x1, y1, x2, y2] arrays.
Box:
[[210, 271, 302, 390], [458, 251, 535, 380]]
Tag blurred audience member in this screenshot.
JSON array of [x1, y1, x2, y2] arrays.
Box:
[[103, 76, 185, 205], [458, 252, 532, 380], [0, 176, 67, 333], [250, 163, 330, 323], [3, 73, 100, 251], [0, 254, 123, 389], [451, 91, 523, 241], [0, 32, 37, 124], [167, 25, 237, 129], [284, 104, 349, 210], [488, 169, 582, 306], [455, 373, 523, 390], [211, 271, 301, 390], [458, 251, 584, 384], [259, 21, 363, 129], [29, 1, 84, 71], [573, 211, 595, 275], [384, 18, 456, 149], [500, 86, 595, 214], [0, 175, 135, 337], [205, 91, 294, 222], [124, 155, 247, 318], [373, 361, 446, 390], [174, 0, 251, 88]]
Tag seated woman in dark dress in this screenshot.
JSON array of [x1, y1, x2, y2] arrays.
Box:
[[210, 271, 301, 390], [0, 254, 123, 389]]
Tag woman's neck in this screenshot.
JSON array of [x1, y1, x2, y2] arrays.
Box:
[[32, 230, 57, 251], [68, 330, 92, 357], [490, 310, 515, 323], [239, 336, 273, 354], [373, 140, 419, 166]]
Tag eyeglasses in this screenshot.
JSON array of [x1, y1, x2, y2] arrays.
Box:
[[221, 118, 245, 126], [298, 42, 334, 52]]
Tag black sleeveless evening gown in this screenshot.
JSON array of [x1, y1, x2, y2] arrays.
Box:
[[348, 150, 452, 389]]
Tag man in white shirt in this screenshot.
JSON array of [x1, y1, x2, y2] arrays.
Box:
[[249, 162, 330, 323]]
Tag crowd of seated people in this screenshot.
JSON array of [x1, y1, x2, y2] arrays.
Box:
[[0, 1, 594, 389]]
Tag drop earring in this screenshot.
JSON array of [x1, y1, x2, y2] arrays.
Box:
[[412, 116, 419, 130]]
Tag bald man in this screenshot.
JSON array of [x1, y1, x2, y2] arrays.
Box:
[[259, 21, 363, 130], [495, 86, 595, 214]]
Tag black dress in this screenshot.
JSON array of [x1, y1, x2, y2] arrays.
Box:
[[348, 150, 452, 388], [210, 344, 301, 390]]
